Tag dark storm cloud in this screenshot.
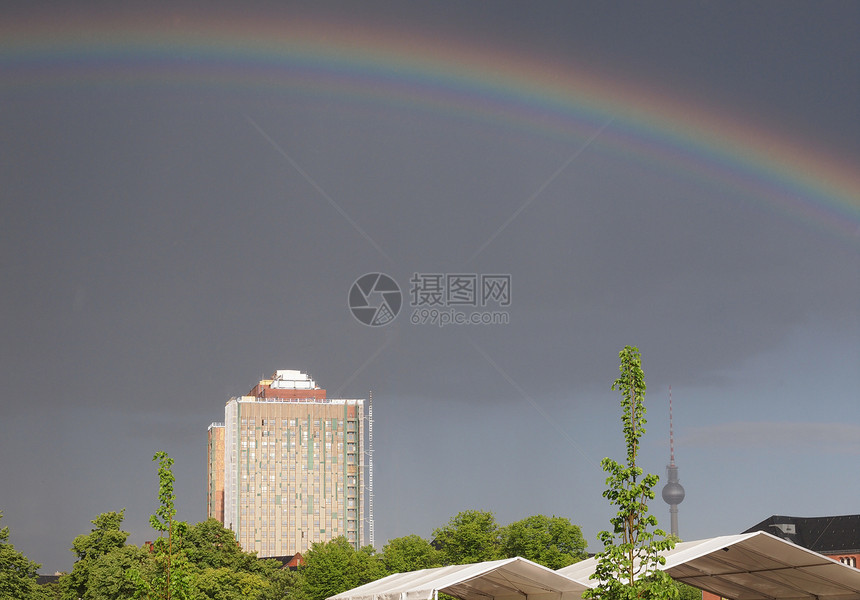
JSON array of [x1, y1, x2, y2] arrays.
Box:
[[1, 1, 858, 574]]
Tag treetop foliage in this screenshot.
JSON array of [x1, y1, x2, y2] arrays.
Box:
[[0, 512, 42, 600], [300, 537, 386, 600], [70, 511, 129, 562], [17, 505, 591, 600], [499, 515, 587, 570], [432, 510, 502, 565], [381, 534, 442, 574]]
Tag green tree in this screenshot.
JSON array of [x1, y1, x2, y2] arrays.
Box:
[[432, 510, 502, 565], [299, 537, 385, 600], [381, 535, 442, 574], [181, 519, 270, 575], [0, 512, 41, 599], [674, 582, 701, 600], [180, 518, 281, 600], [61, 510, 130, 600], [584, 346, 677, 600], [129, 451, 194, 600], [256, 567, 305, 600], [499, 515, 586, 569], [82, 544, 150, 600], [193, 566, 271, 600], [36, 579, 63, 600]]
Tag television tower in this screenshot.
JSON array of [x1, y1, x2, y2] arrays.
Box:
[[661, 386, 685, 537]]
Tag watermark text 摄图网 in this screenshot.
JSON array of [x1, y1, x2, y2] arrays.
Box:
[[348, 272, 511, 328]]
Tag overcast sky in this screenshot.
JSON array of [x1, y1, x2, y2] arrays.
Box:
[[1, 2, 858, 574]]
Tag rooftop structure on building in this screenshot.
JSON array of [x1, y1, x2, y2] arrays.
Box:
[[208, 370, 367, 559], [743, 514, 860, 566]]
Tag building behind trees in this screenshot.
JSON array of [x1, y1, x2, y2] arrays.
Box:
[[208, 370, 365, 558]]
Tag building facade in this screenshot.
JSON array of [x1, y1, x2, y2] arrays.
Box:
[[208, 370, 365, 558], [207, 423, 225, 523]]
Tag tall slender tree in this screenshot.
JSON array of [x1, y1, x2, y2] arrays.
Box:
[[130, 452, 193, 600], [585, 346, 677, 600]]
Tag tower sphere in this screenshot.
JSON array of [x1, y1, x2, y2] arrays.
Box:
[[662, 481, 685, 505]]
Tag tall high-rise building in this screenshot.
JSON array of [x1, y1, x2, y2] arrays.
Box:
[[208, 370, 365, 557]]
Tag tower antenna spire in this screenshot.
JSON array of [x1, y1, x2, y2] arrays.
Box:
[[669, 385, 675, 466]]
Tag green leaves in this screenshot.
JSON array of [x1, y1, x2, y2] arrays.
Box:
[[584, 346, 677, 600], [300, 537, 386, 600], [499, 515, 587, 570], [62, 510, 131, 600], [432, 510, 502, 565], [150, 452, 178, 535], [429, 511, 588, 570], [0, 512, 42, 600], [381, 535, 441, 574], [129, 451, 193, 600]]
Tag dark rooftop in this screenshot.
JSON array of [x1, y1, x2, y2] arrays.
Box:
[[744, 514, 860, 554]]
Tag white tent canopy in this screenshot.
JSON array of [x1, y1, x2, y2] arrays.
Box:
[[558, 531, 860, 600], [327, 557, 589, 600], [330, 532, 860, 600]]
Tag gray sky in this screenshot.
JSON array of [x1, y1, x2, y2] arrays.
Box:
[[1, 1, 858, 574]]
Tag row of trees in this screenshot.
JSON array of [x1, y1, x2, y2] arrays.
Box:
[[302, 511, 589, 600], [2, 345, 693, 600], [0, 508, 585, 600]]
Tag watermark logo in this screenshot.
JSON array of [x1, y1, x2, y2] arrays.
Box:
[[350, 272, 510, 327], [348, 273, 402, 327]]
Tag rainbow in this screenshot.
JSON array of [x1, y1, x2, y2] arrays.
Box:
[[2, 12, 858, 244]]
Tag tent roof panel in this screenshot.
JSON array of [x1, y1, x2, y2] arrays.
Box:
[[331, 532, 860, 600], [558, 531, 860, 599], [328, 557, 588, 600]]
